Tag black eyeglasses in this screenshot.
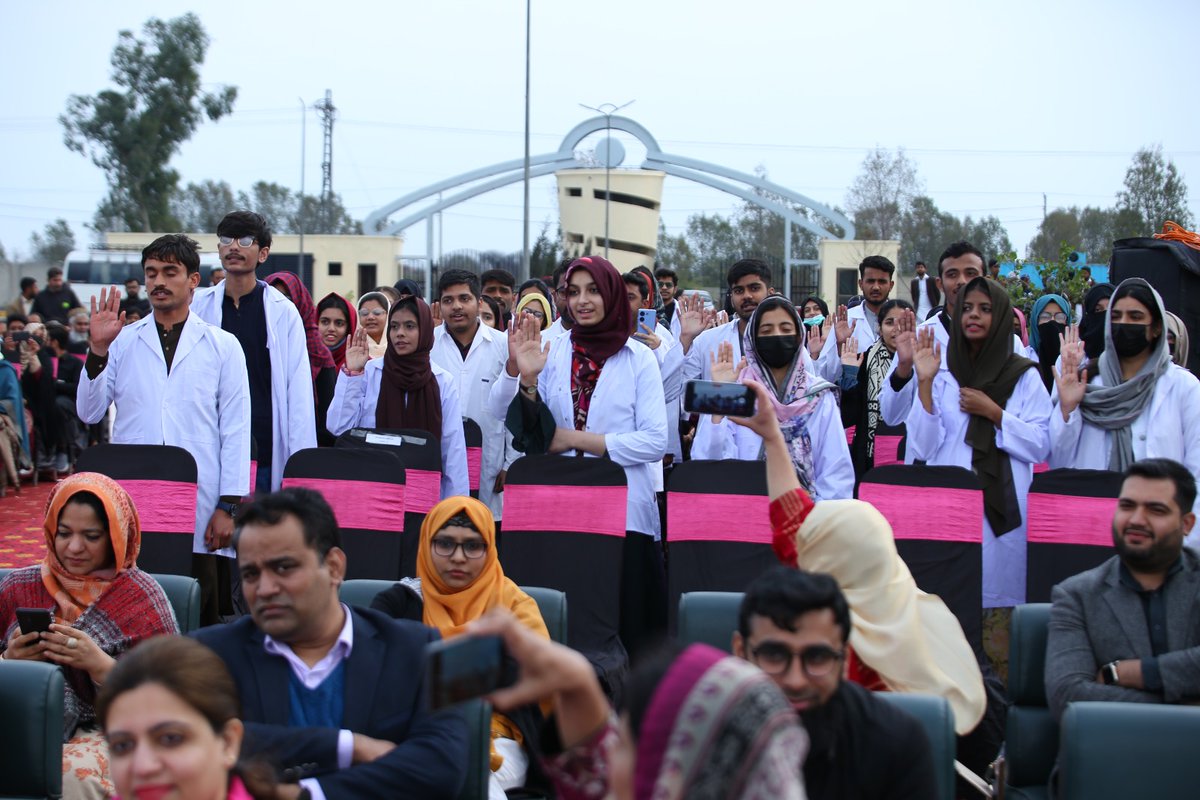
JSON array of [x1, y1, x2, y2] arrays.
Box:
[[218, 235, 257, 247], [431, 537, 488, 559], [750, 642, 844, 677]]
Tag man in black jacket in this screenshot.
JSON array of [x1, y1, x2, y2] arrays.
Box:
[[31, 267, 82, 325]]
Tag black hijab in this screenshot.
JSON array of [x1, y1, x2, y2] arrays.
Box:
[[1079, 283, 1116, 360], [948, 277, 1038, 535]]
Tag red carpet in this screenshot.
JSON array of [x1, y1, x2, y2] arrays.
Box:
[[0, 479, 56, 568]]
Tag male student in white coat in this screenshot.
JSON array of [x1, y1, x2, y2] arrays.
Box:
[[77, 234, 251, 624], [431, 268, 514, 522], [812, 255, 898, 384], [191, 211, 316, 492], [681, 258, 774, 382]]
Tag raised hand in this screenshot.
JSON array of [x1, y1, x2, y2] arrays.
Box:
[[709, 341, 744, 383], [678, 293, 709, 345], [806, 320, 827, 359], [894, 309, 917, 372], [344, 328, 370, 373], [834, 305, 856, 346], [88, 286, 125, 356], [841, 335, 862, 368], [913, 326, 942, 384], [1053, 324, 1088, 417], [513, 314, 550, 382]]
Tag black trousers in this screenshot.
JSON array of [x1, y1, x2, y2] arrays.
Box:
[[619, 531, 668, 665]]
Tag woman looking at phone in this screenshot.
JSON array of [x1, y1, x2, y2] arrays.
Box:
[[691, 296, 855, 500], [0, 473, 178, 798]]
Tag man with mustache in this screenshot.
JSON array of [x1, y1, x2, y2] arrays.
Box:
[[680, 258, 774, 382], [1045, 458, 1200, 721], [733, 566, 937, 799]]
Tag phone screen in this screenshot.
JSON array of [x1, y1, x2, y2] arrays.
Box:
[[684, 380, 757, 417], [425, 635, 510, 710], [16, 608, 52, 635], [637, 308, 656, 333]]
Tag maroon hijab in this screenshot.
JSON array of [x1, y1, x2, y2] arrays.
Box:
[[377, 297, 442, 436], [266, 272, 336, 379], [566, 256, 630, 362]]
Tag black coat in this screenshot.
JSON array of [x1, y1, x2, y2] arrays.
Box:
[[910, 276, 940, 308]]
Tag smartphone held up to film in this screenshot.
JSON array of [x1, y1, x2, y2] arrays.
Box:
[[16, 608, 53, 636], [424, 634, 515, 710], [636, 308, 656, 335], [684, 380, 757, 417]]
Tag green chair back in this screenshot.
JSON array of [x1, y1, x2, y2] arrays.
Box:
[[879, 693, 956, 800], [150, 573, 201, 634], [456, 699, 493, 800], [339, 579, 397, 611], [521, 586, 567, 645], [1004, 603, 1055, 800], [0, 660, 64, 799], [677, 591, 742, 653]]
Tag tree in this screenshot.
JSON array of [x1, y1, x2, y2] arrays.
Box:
[[236, 182, 297, 230], [845, 147, 923, 240], [962, 215, 1013, 264], [233, 182, 361, 235], [898, 195, 1011, 270], [1027, 209, 1082, 261], [1116, 145, 1194, 234], [171, 180, 236, 232], [61, 14, 236, 233], [529, 220, 561, 279], [656, 221, 696, 275], [29, 219, 77, 264]]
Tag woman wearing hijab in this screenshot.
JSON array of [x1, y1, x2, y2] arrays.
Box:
[[1013, 307, 1029, 350], [1051, 277, 1200, 484], [371, 497, 552, 800], [907, 276, 1051, 609], [514, 291, 553, 332], [841, 298, 913, 481], [328, 296, 469, 498], [266, 272, 338, 445], [1166, 311, 1190, 370], [356, 291, 391, 360], [692, 296, 855, 500], [1077, 282, 1115, 362], [317, 293, 357, 370], [497, 255, 668, 659], [1028, 292, 1072, 390], [0, 473, 179, 798]]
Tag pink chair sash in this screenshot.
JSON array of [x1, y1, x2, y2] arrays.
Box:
[[503, 484, 626, 537], [1027, 493, 1116, 548], [119, 480, 197, 534], [668, 493, 772, 544], [281, 477, 406, 531], [857, 482, 983, 542]]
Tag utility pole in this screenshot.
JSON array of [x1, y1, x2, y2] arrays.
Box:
[[314, 90, 337, 232], [1043, 192, 1047, 224], [521, 0, 532, 282]]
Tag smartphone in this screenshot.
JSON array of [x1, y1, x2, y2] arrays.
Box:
[[11, 331, 32, 343], [424, 634, 514, 710], [684, 380, 757, 417], [16, 608, 52, 635], [637, 308, 656, 334]]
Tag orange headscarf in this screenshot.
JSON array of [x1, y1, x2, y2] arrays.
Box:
[[41, 472, 141, 623], [416, 496, 548, 641]]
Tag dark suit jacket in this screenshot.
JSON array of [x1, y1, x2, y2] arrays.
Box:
[[909, 276, 940, 308], [193, 606, 467, 799], [1045, 551, 1200, 722]]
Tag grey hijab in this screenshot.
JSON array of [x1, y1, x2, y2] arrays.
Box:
[[1078, 277, 1170, 471]]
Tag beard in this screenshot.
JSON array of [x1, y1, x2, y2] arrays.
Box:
[[1113, 523, 1182, 572]]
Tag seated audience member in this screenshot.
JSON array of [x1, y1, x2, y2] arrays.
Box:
[[192, 488, 468, 798], [692, 297, 854, 500], [98, 636, 277, 800], [2, 312, 27, 362], [266, 272, 338, 446], [355, 291, 391, 360], [317, 292, 356, 371], [328, 296, 469, 498], [1051, 277, 1200, 485], [23, 322, 84, 472], [67, 308, 92, 353], [480, 294, 504, 331], [372, 496, 553, 799], [1045, 458, 1200, 722], [117, 278, 150, 321], [1166, 310, 1190, 370], [472, 612, 809, 800], [733, 567, 937, 799], [0, 473, 179, 799]]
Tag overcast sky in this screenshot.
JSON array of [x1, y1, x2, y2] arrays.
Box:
[[2, 0, 1197, 265]]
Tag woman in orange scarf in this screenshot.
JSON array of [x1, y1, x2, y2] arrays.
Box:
[[371, 496, 551, 800]]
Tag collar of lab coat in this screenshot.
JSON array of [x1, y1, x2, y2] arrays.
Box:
[[133, 311, 210, 369]]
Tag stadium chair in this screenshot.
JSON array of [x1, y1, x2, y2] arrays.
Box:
[[338, 579, 396, 611], [1058, 702, 1200, 799], [76, 444, 199, 576], [999, 603, 1055, 800], [150, 572, 201, 634], [522, 586, 567, 645], [283, 447, 408, 581], [0, 660, 64, 799], [677, 591, 741, 653], [857, 465, 985, 651], [0, 568, 10, 582], [665, 460, 774, 630], [457, 699, 493, 800], [880, 693, 956, 800], [463, 417, 483, 500], [1025, 469, 1121, 602]]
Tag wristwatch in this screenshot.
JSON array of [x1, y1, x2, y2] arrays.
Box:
[[1101, 660, 1120, 685], [520, 382, 538, 397], [216, 500, 239, 518]]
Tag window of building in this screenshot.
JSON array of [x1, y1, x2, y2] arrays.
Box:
[[328, 261, 342, 276]]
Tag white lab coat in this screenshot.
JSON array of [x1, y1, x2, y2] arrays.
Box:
[[914, 276, 935, 321], [684, 319, 817, 383], [431, 322, 515, 518], [489, 337, 668, 538], [649, 323, 684, 463], [191, 284, 316, 490], [326, 359, 470, 499], [1049, 365, 1200, 482], [76, 314, 251, 556], [904, 367, 1052, 608], [690, 389, 855, 501]]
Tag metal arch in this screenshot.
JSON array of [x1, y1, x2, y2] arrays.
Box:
[[555, 115, 663, 157]]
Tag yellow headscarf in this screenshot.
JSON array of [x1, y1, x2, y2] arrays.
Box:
[[416, 496, 548, 641], [514, 293, 552, 332], [41, 472, 142, 623], [795, 499, 986, 734]]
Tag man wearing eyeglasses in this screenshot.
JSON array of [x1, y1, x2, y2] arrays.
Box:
[[733, 566, 937, 799], [192, 211, 316, 495]]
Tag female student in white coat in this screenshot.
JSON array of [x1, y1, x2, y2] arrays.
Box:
[[493, 255, 668, 659], [327, 296, 469, 499], [691, 296, 855, 501], [906, 276, 1051, 609], [1050, 277, 1200, 483]]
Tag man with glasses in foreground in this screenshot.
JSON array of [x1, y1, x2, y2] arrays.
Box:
[[733, 565, 937, 799]]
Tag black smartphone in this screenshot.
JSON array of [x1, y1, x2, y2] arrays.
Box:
[[684, 380, 757, 417], [424, 634, 514, 710], [11, 331, 32, 343], [16, 608, 52, 635]]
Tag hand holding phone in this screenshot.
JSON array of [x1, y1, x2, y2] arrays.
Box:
[[684, 380, 757, 417], [637, 308, 656, 334], [424, 634, 516, 710]]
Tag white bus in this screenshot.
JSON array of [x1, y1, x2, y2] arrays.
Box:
[[63, 249, 223, 310]]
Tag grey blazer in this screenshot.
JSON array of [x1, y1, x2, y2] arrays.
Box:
[[1045, 550, 1200, 721]]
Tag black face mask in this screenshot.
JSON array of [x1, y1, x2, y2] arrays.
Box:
[[1111, 323, 1152, 358], [756, 334, 800, 369], [1037, 321, 1065, 360]]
